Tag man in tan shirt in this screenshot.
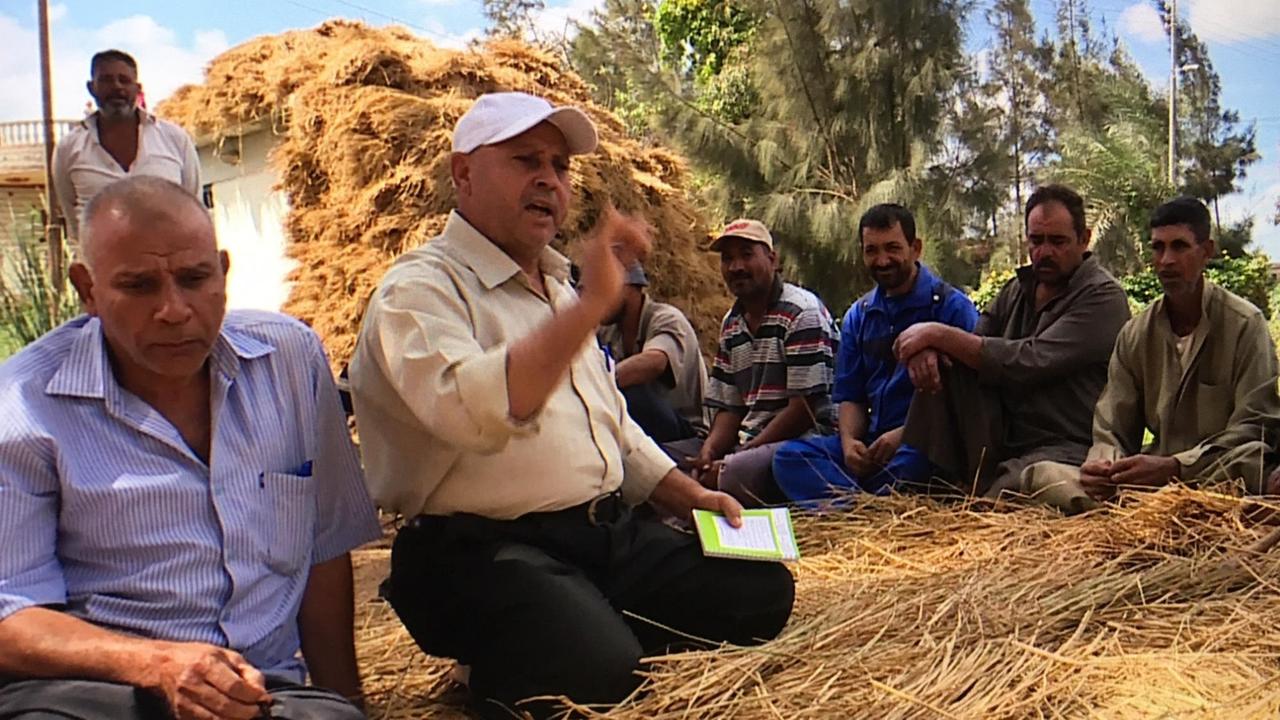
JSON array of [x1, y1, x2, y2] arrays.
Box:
[[349, 92, 794, 719], [596, 263, 708, 443], [1021, 197, 1280, 513]]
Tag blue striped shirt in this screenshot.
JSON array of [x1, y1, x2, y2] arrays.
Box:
[[0, 310, 382, 683]]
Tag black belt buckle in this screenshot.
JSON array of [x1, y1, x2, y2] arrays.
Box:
[[586, 492, 619, 526]]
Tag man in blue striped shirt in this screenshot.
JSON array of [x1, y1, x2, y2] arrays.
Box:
[[0, 177, 381, 719]]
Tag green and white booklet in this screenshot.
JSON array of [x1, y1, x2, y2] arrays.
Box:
[[692, 507, 799, 563]]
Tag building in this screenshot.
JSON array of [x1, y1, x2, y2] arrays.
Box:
[[196, 123, 295, 312], [0, 120, 76, 257]]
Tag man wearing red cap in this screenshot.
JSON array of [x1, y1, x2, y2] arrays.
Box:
[[349, 92, 794, 719]]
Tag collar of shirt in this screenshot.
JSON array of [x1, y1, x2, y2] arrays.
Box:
[[439, 210, 571, 293], [1014, 252, 1101, 306], [44, 317, 275, 404], [79, 107, 159, 141], [727, 273, 785, 321], [865, 262, 942, 313]]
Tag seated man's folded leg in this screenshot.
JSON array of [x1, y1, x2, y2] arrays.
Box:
[[868, 443, 933, 494], [386, 528, 642, 720], [1020, 460, 1101, 515], [0, 678, 160, 720], [609, 520, 795, 653], [772, 435, 858, 502], [622, 383, 694, 443], [903, 364, 1005, 493], [1189, 441, 1275, 494], [717, 442, 786, 507], [259, 681, 365, 720], [986, 443, 1089, 500]]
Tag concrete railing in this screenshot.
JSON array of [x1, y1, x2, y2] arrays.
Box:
[[0, 120, 79, 147]]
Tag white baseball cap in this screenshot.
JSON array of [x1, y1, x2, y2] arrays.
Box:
[[452, 92, 598, 155]]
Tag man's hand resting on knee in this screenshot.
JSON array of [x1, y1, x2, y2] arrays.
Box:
[[137, 641, 270, 720]]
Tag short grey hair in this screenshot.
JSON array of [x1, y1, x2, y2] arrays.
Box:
[[80, 177, 211, 268]]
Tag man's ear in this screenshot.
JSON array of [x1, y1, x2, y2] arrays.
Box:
[[1080, 228, 1093, 249], [84, 80, 94, 99], [219, 249, 231, 276], [1203, 238, 1217, 261], [450, 153, 471, 197], [69, 263, 96, 315]]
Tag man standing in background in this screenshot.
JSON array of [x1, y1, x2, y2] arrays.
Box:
[[54, 49, 201, 249]]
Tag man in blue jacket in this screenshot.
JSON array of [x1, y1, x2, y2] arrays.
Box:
[[773, 204, 978, 501]]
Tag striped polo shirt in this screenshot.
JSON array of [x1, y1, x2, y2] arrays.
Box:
[[706, 279, 839, 443]]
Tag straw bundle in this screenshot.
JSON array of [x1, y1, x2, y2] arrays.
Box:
[[354, 487, 1280, 718], [158, 22, 729, 369]]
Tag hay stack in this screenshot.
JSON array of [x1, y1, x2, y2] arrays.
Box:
[[159, 21, 729, 368], [352, 487, 1280, 718]]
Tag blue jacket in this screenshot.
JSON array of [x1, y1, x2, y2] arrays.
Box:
[[834, 263, 978, 438]]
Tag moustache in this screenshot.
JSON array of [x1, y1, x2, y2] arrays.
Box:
[[1034, 259, 1059, 271]]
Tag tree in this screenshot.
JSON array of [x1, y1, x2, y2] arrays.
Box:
[[1155, 3, 1260, 232], [483, 0, 545, 39]]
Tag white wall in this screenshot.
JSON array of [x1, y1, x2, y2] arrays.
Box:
[[199, 130, 295, 313]]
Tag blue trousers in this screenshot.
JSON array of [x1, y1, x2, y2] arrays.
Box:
[[772, 433, 931, 503]]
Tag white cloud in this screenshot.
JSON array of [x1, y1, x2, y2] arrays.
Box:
[[1187, 0, 1280, 43], [533, 0, 601, 41], [1119, 3, 1165, 45], [0, 8, 229, 123]]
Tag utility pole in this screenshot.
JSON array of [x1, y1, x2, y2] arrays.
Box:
[[38, 0, 64, 292], [1167, 0, 1178, 186]]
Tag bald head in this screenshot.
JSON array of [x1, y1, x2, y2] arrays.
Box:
[[69, 176, 230, 388], [80, 176, 213, 271]]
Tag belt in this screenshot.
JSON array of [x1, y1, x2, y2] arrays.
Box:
[[406, 491, 628, 533]]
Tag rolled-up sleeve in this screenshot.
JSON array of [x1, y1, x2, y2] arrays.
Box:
[[618, 411, 677, 504], [0, 432, 65, 621], [363, 271, 539, 454], [979, 281, 1129, 386], [305, 333, 382, 564]]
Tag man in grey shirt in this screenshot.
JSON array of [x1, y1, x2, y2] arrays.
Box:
[[597, 263, 708, 442], [892, 184, 1131, 496]]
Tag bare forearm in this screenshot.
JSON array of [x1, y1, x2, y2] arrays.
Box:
[[744, 395, 817, 449], [298, 554, 362, 704], [615, 350, 669, 389], [838, 401, 868, 446], [0, 606, 158, 685], [702, 410, 743, 459], [507, 299, 607, 421]]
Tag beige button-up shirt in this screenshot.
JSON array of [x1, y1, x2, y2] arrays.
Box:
[[349, 211, 676, 520], [53, 108, 201, 242]]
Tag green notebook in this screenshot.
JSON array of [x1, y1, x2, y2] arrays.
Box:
[[692, 507, 800, 563]]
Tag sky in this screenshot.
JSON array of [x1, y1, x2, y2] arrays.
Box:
[[2, 0, 1278, 253]]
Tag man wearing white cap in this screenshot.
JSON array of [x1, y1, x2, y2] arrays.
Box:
[[349, 92, 795, 719]]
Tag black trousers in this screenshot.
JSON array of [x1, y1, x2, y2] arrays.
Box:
[[385, 494, 795, 719], [0, 677, 363, 719], [621, 382, 697, 443]]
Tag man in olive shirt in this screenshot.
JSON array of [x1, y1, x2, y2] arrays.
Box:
[[1022, 197, 1280, 513], [349, 92, 793, 720], [597, 263, 708, 442], [893, 184, 1131, 496]]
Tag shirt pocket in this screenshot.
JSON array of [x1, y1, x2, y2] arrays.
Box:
[[259, 471, 316, 576]]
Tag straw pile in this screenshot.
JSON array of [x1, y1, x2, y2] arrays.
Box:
[[158, 21, 729, 368], [355, 486, 1280, 718]]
